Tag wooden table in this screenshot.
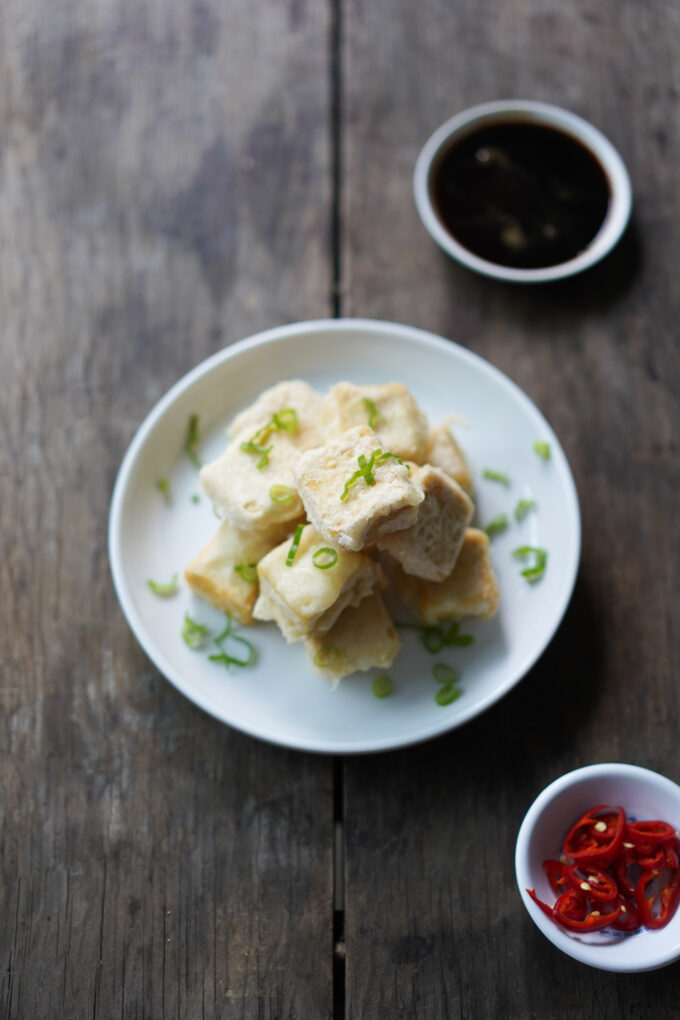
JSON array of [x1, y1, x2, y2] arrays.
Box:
[[2, 1, 679, 1016]]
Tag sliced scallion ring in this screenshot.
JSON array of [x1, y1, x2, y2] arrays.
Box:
[[534, 440, 551, 460], [362, 397, 384, 430], [286, 524, 305, 567], [269, 484, 294, 504], [185, 414, 202, 468], [435, 682, 462, 706], [484, 513, 509, 538], [182, 614, 210, 648], [433, 663, 458, 685], [422, 627, 444, 654], [372, 674, 392, 698], [313, 646, 339, 668], [513, 546, 548, 583], [515, 499, 537, 521], [272, 408, 299, 432], [313, 547, 338, 570], [147, 573, 178, 597], [482, 468, 510, 485], [234, 563, 258, 584]]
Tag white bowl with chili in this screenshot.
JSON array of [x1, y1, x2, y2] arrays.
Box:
[[515, 763, 680, 971]]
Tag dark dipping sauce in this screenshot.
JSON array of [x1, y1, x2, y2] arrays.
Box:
[[430, 120, 611, 269]]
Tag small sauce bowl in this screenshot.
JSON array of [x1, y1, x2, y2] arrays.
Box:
[[413, 100, 632, 283], [515, 763, 680, 972]]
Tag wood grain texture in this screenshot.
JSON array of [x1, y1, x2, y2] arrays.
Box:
[[0, 1, 334, 1017], [342, 0, 680, 1016]]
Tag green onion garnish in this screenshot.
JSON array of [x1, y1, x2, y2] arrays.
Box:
[[191, 493, 200, 504], [185, 414, 202, 468], [442, 622, 474, 647], [241, 409, 299, 469], [272, 408, 299, 432], [534, 441, 551, 460], [484, 513, 509, 538], [513, 546, 548, 583], [433, 663, 459, 684], [362, 397, 384, 430], [515, 499, 537, 521], [208, 613, 256, 668], [314, 646, 339, 668], [435, 682, 462, 706], [209, 633, 256, 668], [234, 563, 258, 584], [182, 613, 210, 648], [313, 547, 338, 570], [156, 477, 171, 500], [147, 573, 178, 597], [340, 449, 403, 501], [482, 468, 510, 485], [372, 674, 392, 698], [422, 627, 445, 654], [269, 484, 294, 504], [286, 524, 305, 567], [239, 439, 273, 470]]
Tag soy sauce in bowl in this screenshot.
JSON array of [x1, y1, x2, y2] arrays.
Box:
[[429, 121, 611, 270]]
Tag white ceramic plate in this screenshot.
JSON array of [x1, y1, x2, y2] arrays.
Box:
[[109, 319, 580, 753]]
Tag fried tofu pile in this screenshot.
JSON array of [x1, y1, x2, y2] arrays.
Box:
[[185, 379, 499, 683]]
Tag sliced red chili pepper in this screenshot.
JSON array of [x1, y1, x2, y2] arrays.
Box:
[[526, 887, 555, 921], [609, 895, 640, 932], [565, 864, 618, 902], [563, 805, 626, 866], [634, 846, 666, 870], [553, 889, 622, 932], [635, 866, 680, 930], [542, 859, 571, 896], [626, 821, 676, 846], [613, 852, 639, 898]]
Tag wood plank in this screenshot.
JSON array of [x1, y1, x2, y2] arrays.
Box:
[[342, 0, 680, 1015], [0, 2, 334, 1017]]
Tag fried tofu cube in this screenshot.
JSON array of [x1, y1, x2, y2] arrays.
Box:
[[376, 464, 474, 581], [304, 593, 400, 681], [320, 382, 429, 462], [227, 379, 324, 451], [395, 528, 499, 623], [253, 525, 383, 642], [184, 520, 290, 625], [425, 423, 474, 497], [294, 425, 424, 551], [200, 426, 305, 531]]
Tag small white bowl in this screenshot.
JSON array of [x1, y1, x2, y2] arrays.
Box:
[[515, 763, 680, 972], [413, 100, 632, 283]]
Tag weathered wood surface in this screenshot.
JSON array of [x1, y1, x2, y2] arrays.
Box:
[[3, 0, 680, 1017], [0, 2, 334, 1018], [342, 0, 680, 1016]]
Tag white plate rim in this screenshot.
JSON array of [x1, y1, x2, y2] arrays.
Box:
[[108, 318, 581, 753]]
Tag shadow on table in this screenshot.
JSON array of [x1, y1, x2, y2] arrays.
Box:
[[438, 216, 643, 322]]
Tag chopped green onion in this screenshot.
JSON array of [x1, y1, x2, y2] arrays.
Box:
[[239, 439, 273, 470], [433, 663, 459, 684], [482, 468, 510, 485], [272, 408, 299, 432], [214, 614, 233, 643], [313, 547, 338, 570], [156, 477, 171, 500], [340, 448, 404, 501], [422, 627, 445, 653], [372, 674, 392, 698], [234, 563, 258, 584], [147, 573, 178, 597], [442, 622, 475, 646], [484, 513, 509, 538], [191, 493, 200, 504], [286, 524, 305, 567], [515, 499, 537, 521], [313, 645, 339, 668], [534, 441, 551, 460], [209, 613, 256, 668], [209, 633, 256, 668], [362, 397, 384, 430], [435, 682, 462, 706], [182, 614, 210, 648], [185, 414, 202, 468], [269, 484, 294, 504], [513, 546, 548, 583]]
